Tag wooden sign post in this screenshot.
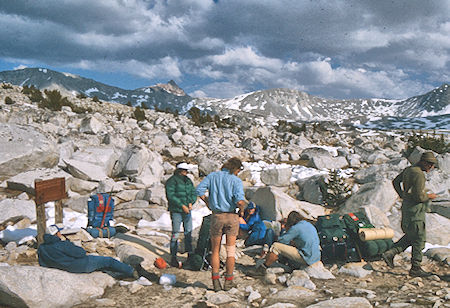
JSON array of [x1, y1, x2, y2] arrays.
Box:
[[34, 177, 67, 245]]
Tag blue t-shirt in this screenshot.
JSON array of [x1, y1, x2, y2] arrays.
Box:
[[278, 220, 321, 265], [196, 169, 245, 213]]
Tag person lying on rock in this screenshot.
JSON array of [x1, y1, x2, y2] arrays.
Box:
[[37, 224, 141, 279], [239, 202, 275, 257], [251, 211, 321, 275]]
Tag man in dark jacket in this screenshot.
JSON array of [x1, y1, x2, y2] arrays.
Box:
[[165, 162, 198, 268], [382, 152, 437, 277], [38, 224, 138, 278]]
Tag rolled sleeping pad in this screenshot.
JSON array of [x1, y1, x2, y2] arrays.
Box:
[[358, 227, 394, 241]]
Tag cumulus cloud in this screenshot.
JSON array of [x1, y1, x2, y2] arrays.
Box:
[[0, 0, 448, 99]]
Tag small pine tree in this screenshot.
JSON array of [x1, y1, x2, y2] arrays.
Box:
[[92, 96, 100, 102], [323, 169, 352, 209], [38, 90, 69, 111], [126, 101, 132, 107], [1, 83, 13, 89], [4, 96, 14, 104], [133, 106, 146, 122]]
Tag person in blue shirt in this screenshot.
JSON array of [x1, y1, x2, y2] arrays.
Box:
[[253, 211, 321, 274], [197, 157, 247, 292], [239, 202, 275, 257], [38, 224, 140, 279]]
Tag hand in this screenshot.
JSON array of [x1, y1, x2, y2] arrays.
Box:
[[428, 193, 437, 200], [239, 217, 246, 224], [238, 208, 244, 217], [181, 205, 190, 214], [188, 203, 193, 210]]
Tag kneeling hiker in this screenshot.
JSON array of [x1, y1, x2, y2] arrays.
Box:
[[38, 224, 141, 279], [239, 202, 275, 257], [253, 211, 320, 274]]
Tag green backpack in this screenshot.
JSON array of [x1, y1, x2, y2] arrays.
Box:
[[315, 214, 360, 263], [342, 212, 394, 259]]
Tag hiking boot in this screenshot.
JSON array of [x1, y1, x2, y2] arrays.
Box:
[[223, 279, 236, 291], [212, 279, 222, 292], [409, 266, 432, 277], [132, 269, 140, 280], [382, 251, 395, 269], [170, 257, 182, 269]]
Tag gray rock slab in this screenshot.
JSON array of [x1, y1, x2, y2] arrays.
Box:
[[261, 167, 292, 186], [270, 286, 315, 300], [340, 179, 397, 214], [0, 124, 59, 181], [306, 297, 372, 308], [426, 213, 450, 246], [424, 247, 450, 265], [0, 199, 36, 226], [250, 186, 325, 221], [0, 265, 115, 308], [429, 200, 450, 219]]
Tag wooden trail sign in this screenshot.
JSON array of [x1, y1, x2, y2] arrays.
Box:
[[34, 177, 67, 245]]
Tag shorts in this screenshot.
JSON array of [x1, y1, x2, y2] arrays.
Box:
[[210, 213, 239, 237]]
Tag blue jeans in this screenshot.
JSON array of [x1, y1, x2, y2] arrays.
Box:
[[170, 212, 193, 257], [245, 228, 276, 248], [85, 255, 134, 277]]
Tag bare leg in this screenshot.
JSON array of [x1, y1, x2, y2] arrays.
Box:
[[225, 234, 236, 276], [210, 236, 222, 274]]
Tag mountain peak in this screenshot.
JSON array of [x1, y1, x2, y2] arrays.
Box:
[[153, 80, 186, 96]]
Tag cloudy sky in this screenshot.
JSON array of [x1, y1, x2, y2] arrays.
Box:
[[0, 0, 449, 99]]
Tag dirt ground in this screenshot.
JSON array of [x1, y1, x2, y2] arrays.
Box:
[[72, 251, 449, 308]]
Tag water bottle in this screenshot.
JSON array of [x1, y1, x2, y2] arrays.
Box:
[[159, 273, 176, 286]]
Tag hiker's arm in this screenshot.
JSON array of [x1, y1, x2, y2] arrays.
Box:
[[278, 227, 297, 245], [188, 179, 198, 205], [60, 241, 86, 258], [392, 172, 404, 198], [410, 172, 429, 203], [196, 177, 210, 207], [237, 200, 246, 217]]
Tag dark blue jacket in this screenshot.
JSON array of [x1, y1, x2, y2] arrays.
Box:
[[38, 234, 90, 273], [240, 205, 266, 243]]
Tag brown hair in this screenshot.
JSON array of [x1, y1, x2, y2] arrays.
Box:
[[221, 157, 243, 174], [286, 211, 303, 229]]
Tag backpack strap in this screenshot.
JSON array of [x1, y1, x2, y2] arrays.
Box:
[[100, 195, 112, 228], [348, 212, 359, 221], [96, 227, 103, 238]]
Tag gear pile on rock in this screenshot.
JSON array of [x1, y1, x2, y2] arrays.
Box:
[[0, 84, 449, 308]]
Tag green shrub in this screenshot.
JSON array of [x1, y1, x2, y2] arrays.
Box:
[[323, 169, 352, 209], [21, 85, 44, 102], [2, 83, 13, 89], [126, 101, 132, 107], [188, 107, 216, 126], [4, 96, 14, 104], [406, 131, 450, 154], [133, 106, 146, 121], [38, 89, 70, 111], [76, 93, 87, 99], [92, 96, 100, 102], [22, 85, 36, 94]]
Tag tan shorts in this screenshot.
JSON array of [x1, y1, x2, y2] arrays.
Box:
[[270, 242, 307, 266], [210, 213, 239, 237]]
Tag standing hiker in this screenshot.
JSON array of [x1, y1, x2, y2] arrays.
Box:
[[165, 162, 198, 268], [196, 157, 247, 292], [382, 151, 438, 277], [252, 211, 321, 274]]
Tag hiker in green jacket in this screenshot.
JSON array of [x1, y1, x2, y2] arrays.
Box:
[[165, 162, 198, 268], [382, 152, 437, 277]]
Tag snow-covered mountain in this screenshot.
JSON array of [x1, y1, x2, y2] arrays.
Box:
[[0, 67, 192, 110], [0, 67, 448, 130]]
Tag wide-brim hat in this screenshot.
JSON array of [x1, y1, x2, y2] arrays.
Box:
[[421, 152, 437, 164]]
